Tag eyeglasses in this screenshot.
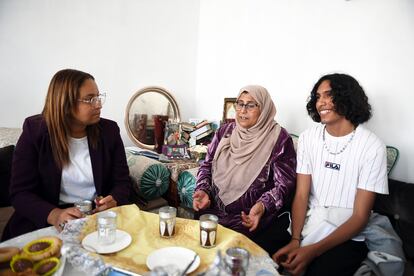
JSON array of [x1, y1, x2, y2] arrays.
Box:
[[234, 101, 259, 111], [77, 93, 106, 106]]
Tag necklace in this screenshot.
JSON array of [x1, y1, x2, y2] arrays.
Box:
[[323, 126, 355, 155]]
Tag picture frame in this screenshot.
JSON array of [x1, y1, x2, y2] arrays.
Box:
[[163, 121, 181, 145], [161, 144, 189, 159], [222, 97, 237, 124]]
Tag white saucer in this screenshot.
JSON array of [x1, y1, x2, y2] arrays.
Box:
[[81, 230, 132, 254], [146, 246, 200, 274]]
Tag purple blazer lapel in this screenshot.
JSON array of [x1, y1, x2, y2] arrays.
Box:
[[39, 122, 62, 201], [48, 157, 62, 201]]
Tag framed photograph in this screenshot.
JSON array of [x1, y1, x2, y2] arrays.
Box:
[[162, 144, 189, 159], [222, 97, 237, 123], [164, 121, 180, 145]]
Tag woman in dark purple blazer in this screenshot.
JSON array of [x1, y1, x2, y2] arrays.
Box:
[[193, 85, 296, 255], [2, 69, 130, 241]]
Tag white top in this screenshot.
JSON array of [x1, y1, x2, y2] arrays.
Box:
[[60, 136, 96, 204], [297, 124, 388, 209]]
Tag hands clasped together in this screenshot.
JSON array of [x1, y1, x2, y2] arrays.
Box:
[[273, 240, 318, 276], [192, 190, 265, 232], [47, 195, 117, 231]]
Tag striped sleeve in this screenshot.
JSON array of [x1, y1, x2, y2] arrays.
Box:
[[357, 136, 388, 194], [296, 131, 312, 175]]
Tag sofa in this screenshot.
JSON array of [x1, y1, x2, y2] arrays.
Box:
[[373, 178, 414, 275], [1, 128, 413, 274], [0, 128, 22, 239]]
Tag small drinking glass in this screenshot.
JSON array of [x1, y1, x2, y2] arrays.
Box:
[[75, 200, 92, 216], [199, 214, 218, 248], [159, 206, 177, 238], [224, 247, 250, 276], [97, 211, 117, 245]]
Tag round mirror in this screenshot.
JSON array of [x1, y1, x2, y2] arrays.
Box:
[[125, 86, 181, 151]]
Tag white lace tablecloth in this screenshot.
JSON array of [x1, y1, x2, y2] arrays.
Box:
[[0, 219, 280, 276]]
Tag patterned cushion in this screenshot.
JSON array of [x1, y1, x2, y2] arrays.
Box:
[[0, 128, 22, 148], [289, 133, 298, 152], [126, 152, 170, 201], [177, 167, 198, 208], [386, 146, 399, 175]]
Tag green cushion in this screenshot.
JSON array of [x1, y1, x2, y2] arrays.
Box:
[[289, 133, 299, 152], [177, 167, 198, 208], [126, 152, 170, 200], [386, 146, 399, 175]]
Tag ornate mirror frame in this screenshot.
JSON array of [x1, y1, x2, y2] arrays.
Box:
[[125, 86, 181, 150]]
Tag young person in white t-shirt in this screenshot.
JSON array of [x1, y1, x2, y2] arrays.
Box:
[[273, 73, 388, 276]]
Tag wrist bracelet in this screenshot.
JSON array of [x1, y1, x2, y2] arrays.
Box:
[[291, 237, 301, 242]]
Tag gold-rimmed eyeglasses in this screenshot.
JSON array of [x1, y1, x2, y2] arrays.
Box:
[[234, 101, 259, 111], [77, 93, 106, 107]]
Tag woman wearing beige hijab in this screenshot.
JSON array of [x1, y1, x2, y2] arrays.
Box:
[[193, 85, 296, 255]]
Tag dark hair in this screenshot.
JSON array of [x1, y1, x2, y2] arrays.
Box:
[[306, 73, 372, 126], [42, 69, 100, 168]]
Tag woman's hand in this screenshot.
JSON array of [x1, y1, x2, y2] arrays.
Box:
[[47, 207, 83, 232], [93, 195, 117, 213], [241, 201, 265, 232], [193, 190, 211, 211], [274, 242, 317, 276]]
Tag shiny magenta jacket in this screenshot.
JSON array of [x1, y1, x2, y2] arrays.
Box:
[[195, 122, 296, 237]]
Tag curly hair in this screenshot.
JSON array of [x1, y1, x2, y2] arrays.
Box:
[[306, 73, 372, 126]]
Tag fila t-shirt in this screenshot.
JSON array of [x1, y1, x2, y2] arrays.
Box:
[[297, 124, 388, 209]]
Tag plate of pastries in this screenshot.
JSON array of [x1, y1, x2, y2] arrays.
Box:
[[0, 236, 64, 276]]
